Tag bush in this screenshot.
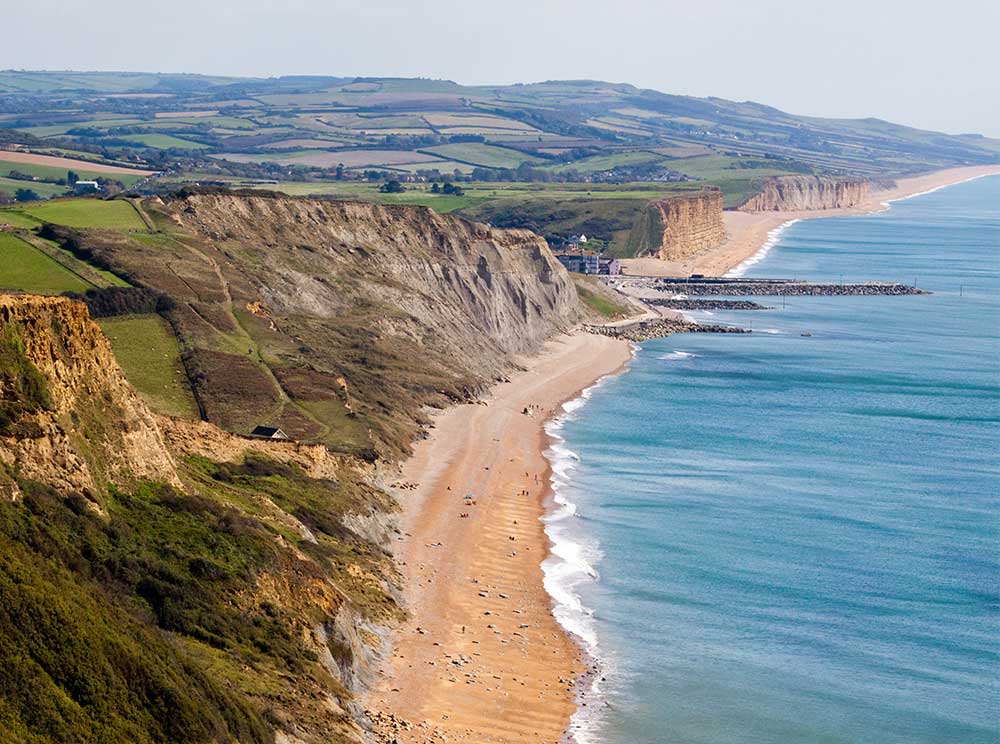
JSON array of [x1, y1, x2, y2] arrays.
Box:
[[63, 287, 176, 318]]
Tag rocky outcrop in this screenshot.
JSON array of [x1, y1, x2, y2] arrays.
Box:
[[0, 294, 179, 501], [739, 175, 870, 211], [630, 189, 726, 260]]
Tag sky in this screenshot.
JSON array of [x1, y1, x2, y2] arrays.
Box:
[[3, 0, 999, 137]]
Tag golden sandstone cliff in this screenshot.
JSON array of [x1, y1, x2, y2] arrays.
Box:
[[0, 294, 179, 501], [739, 175, 870, 211], [629, 188, 726, 261]]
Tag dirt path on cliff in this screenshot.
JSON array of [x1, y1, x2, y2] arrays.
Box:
[[367, 331, 631, 744]]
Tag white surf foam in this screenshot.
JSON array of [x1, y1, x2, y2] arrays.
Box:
[[659, 350, 698, 361], [726, 218, 801, 278], [540, 356, 635, 744]]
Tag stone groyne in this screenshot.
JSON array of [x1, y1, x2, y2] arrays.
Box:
[[644, 298, 770, 310], [585, 318, 751, 343], [649, 281, 929, 297]]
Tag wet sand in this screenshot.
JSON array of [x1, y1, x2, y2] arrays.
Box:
[[368, 332, 632, 743], [620, 165, 1000, 277]]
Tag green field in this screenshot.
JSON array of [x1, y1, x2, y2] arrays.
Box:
[[422, 143, 540, 169], [121, 133, 210, 150], [544, 150, 665, 174], [98, 314, 199, 418], [0, 232, 92, 293], [0, 177, 68, 199], [0, 157, 148, 187], [14, 199, 147, 230]]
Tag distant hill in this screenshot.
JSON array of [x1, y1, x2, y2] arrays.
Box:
[[1, 71, 997, 183]]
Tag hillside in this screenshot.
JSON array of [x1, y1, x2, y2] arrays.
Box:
[[1, 190, 581, 458], [0, 293, 406, 744]]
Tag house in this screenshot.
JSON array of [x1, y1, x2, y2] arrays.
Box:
[[249, 425, 289, 440], [598, 257, 622, 275], [554, 251, 600, 274], [73, 180, 100, 194]]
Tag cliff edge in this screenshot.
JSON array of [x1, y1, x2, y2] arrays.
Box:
[[738, 175, 870, 211], [0, 294, 179, 501], [626, 188, 726, 261]]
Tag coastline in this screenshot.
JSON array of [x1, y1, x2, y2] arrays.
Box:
[[367, 332, 632, 744], [366, 164, 1000, 744], [620, 164, 1000, 277]]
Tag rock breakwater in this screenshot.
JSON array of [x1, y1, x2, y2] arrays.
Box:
[[586, 318, 751, 343], [650, 281, 929, 297]]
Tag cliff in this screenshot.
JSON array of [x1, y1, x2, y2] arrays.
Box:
[[738, 175, 870, 211], [0, 294, 179, 501], [0, 292, 402, 744], [627, 189, 726, 260], [48, 191, 582, 458]]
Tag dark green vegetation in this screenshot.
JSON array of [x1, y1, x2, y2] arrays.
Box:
[[0, 456, 395, 744], [0, 296, 402, 743], [0, 324, 52, 436]]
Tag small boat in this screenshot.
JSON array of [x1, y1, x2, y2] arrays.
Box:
[[800, 332, 812, 337]]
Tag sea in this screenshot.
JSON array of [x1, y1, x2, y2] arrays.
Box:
[[542, 175, 1000, 744]]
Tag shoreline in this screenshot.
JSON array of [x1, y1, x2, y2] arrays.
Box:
[[539, 359, 637, 744], [620, 165, 1000, 278], [366, 164, 999, 744], [367, 332, 632, 744]]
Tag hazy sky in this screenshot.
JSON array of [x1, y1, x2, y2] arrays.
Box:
[[4, 0, 999, 137]]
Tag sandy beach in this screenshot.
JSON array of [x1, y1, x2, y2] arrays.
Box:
[[368, 332, 632, 743], [366, 164, 1000, 744], [621, 165, 1000, 277]]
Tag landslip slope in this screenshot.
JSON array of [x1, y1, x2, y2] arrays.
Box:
[[43, 190, 581, 458]]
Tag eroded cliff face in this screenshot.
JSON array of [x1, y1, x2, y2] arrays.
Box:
[[163, 193, 580, 365], [0, 294, 179, 501], [630, 189, 726, 260], [56, 191, 582, 457], [738, 175, 870, 211]]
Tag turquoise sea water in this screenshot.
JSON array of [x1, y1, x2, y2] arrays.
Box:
[[543, 176, 1000, 743]]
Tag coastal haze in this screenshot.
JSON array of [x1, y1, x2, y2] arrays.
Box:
[[0, 4, 998, 744], [4, 0, 1000, 138]]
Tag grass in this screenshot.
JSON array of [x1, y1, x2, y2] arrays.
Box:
[[0, 233, 92, 294], [15, 199, 147, 231], [98, 314, 199, 418], [422, 143, 541, 169], [572, 275, 632, 319], [0, 177, 68, 199], [121, 134, 210, 150], [0, 156, 149, 186], [544, 150, 665, 174]]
